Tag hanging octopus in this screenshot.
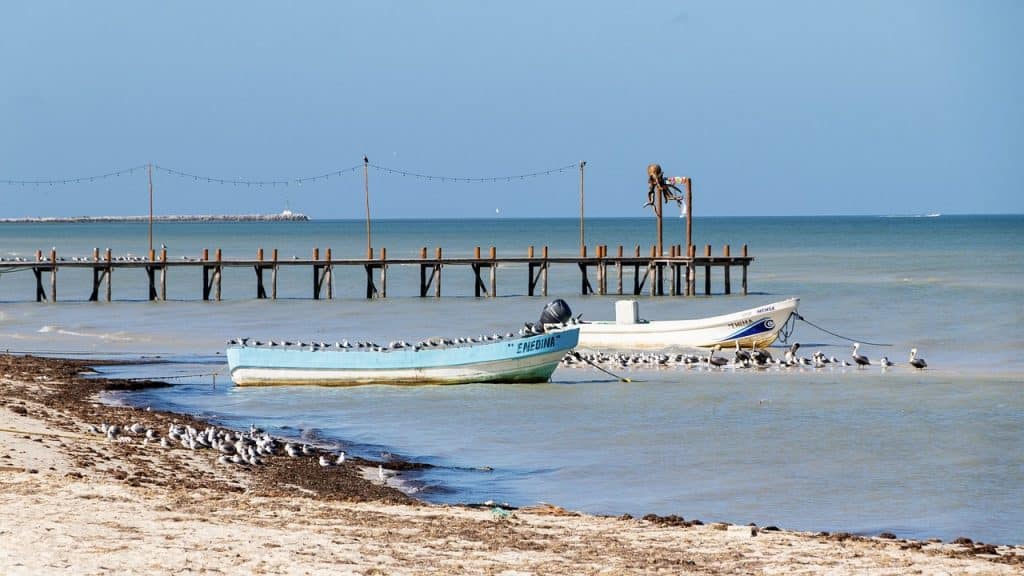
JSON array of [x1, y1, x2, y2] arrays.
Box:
[[645, 163, 683, 208]]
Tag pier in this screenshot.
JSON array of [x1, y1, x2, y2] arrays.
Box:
[[1, 245, 752, 302]]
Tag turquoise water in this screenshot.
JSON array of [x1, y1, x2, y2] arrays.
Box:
[[1, 215, 1021, 543]]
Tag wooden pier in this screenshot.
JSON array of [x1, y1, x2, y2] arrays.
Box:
[[1, 245, 753, 302]]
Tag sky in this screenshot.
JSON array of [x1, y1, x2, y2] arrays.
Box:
[[1, 1, 1021, 218]]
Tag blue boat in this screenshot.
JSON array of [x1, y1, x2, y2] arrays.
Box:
[[226, 326, 580, 386]]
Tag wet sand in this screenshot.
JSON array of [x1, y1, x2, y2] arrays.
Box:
[[1, 353, 1020, 575]]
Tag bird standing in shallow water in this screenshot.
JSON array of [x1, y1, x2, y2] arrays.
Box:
[[851, 343, 871, 367], [909, 348, 928, 369]]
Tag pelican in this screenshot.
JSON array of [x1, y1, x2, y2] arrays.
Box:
[[909, 348, 927, 369], [851, 343, 871, 367], [784, 343, 801, 366], [733, 341, 752, 367], [707, 345, 728, 367]]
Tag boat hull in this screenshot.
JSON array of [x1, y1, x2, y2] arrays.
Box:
[[227, 327, 579, 386], [577, 298, 798, 350]]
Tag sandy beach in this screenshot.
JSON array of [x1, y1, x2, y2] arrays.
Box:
[[1, 353, 1020, 575]]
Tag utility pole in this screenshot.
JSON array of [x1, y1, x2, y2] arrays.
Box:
[[578, 160, 586, 255], [148, 163, 154, 255], [363, 155, 371, 257]]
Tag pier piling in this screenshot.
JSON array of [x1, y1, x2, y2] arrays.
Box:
[[5, 243, 754, 302]]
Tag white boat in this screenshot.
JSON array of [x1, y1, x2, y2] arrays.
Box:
[[227, 326, 579, 387], [576, 298, 799, 350]]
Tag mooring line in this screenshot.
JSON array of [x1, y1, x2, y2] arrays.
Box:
[[569, 351, 636, 383], [794, 314, 892, 347]]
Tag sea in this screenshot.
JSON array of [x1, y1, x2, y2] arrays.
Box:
[[0, 215, 1021, 544]]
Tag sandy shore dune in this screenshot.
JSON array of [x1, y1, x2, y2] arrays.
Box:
[[1, 354, 1020, 575]]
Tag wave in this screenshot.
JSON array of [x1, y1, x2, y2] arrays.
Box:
[[36, 325, 138, 342]]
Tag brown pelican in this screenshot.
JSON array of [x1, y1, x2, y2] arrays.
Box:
[[707, 345, 729, 367], [851, 343, 871, 367], [909, 348, 928, 369]]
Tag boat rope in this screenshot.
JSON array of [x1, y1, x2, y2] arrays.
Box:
[[792, 313, 892, 347], [776, 313, 799, 345], [120, 371, 223, 382], [569, 350, 635, 383]]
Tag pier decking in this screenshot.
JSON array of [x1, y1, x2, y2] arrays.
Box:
[[1, 245, 753, 302]]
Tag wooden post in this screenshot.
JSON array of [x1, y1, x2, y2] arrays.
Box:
[[256, 248, 265, 299], [147, 248, 157, 301], [704, 244, 712, 295], [656, 175, 664, 257], [435, 247, 442, 298], [633, 244, 641, 295], [272, 249, 278, 300], [542, 246, 549, 296], [89, 248, 100, 302], [105, 248, 112, 302], [670, 245, 677, 296], [49, 248, 57, 302], [419, 247, 428, 297], [160, 246, 167, 301], [472, 247, 484, 297], [687, 244, 696, 296], [527, 246, 535, 296], [742, 244, 749, 295], [489, 246, 496, 297], [313, 248, 322, 300], [326, 248, 333, 300], [215, 249, 222, 301], [380, 247, 387, 298], [579, 245, 589, 295], [649, 245, 657, 296], [685, 177, 693, 257], [596, 245, 605, 295], [723, 244, 731, 295], [616, 245, 623, 295]]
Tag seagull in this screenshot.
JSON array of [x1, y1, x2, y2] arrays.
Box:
[[851, 343, 871, 367], [318, 455, 334, 467], [377, 464, 387, 484], [335, 451, 346, 465], [879, 356, 894, 368], [909, 348, 928, 369]]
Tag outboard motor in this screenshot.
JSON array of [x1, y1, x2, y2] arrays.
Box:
[[539, 299, 573, 327]]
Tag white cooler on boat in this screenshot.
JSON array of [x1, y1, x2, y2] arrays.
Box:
[[615, 300, 639, 324]]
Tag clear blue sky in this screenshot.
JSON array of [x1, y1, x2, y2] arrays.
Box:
[[2, 1, 1021, 218]]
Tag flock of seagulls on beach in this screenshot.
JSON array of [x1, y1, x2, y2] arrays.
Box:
[[561, 342, 928, 372], [84, 421, 366, 474]]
